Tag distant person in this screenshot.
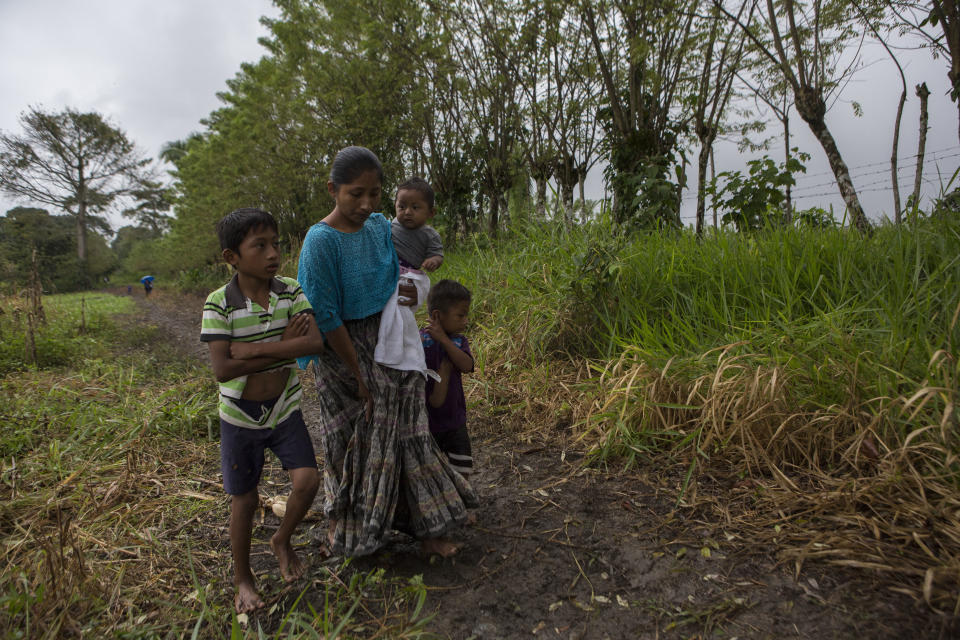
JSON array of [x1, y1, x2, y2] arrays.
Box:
[[127, 285, 132, 295], [420, 280, 475, 479], [200, 207, 324, 614], [143, 279, 153, 297], [296, 146, 476, 559]]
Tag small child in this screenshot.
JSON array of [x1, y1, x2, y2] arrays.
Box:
[[392, 176, 444, 273], [373, 177, 440, 374], [200, 208, 324, 614], [420, 279, 475, 476]]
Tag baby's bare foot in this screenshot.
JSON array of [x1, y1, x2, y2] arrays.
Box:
[[270, 534, 306, 582], [421, 537, 462, 557], [235, 576, 265, 613]]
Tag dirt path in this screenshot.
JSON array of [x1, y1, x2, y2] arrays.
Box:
[[138, 289, 953, 639]]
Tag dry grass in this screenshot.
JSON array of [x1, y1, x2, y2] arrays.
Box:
[[539, 337, 960, 613], [0, 296, 434, 638]]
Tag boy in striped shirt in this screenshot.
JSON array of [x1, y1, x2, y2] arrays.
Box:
[[200, 208, 324, 614]]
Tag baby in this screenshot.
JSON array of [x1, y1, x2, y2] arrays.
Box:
[[373, 177, 442, 374], [392, 177, 442, 303]]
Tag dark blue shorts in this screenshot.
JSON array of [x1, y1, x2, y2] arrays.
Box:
[[220, 398, 317, 495], [431, 424, 473, 475]]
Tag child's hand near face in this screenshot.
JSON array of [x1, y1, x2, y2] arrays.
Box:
[[426, 311, 449, 343], [421, 256, 443, 272]]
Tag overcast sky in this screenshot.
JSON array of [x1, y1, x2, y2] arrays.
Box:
[[0, 0, 279, 227], [1, 0, 958, 230]]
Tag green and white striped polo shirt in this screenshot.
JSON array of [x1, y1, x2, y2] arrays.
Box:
[[200, 275, 313, 429]]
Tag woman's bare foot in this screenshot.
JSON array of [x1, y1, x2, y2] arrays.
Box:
[[270, 534, 306, 582], [235, 574, 265, 613], [327, 519, 338, 548], [421, 537, 462, 557]]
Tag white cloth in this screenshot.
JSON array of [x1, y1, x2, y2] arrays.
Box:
[[375, 271, 434, 377]]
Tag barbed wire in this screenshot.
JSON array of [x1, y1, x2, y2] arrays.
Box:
[[790, 151, 960, 195], [678, 174, 950, 221], [676, 149, 959, 203], [781, 144, 960, 181]]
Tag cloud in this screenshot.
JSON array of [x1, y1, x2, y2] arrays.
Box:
[[0, 0, 277, 224]]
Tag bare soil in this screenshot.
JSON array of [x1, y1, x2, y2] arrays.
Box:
[[137, 288, 956, 639]]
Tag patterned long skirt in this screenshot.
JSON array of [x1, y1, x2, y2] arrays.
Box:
[[313, 313, 478, 556]]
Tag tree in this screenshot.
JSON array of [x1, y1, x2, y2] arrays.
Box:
[[442, 0, 525, 235], [854, 0, 909, 223], [122, 179, 173, 234], [112, 224, 160, 263], [736, 69, 797, 224], [716, 0, 874, 233], [0, 107, 151, 273], [511, 0, 603, 225], [692, 2, 752, 236], [581, 0, 698, 227], [166, 0, 424, 262], [911, 81, 932, 211], [0, 206, 115, 291]]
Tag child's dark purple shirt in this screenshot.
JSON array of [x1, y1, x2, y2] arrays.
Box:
[[420, 329, 472, 434]]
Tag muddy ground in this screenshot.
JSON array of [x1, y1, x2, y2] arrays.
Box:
[[137, 289, 956, 639]]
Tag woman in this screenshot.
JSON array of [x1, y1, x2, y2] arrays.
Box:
[[297, 146, 476, 557]]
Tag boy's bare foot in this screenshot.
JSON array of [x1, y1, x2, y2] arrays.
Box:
[[270, 534, 307, 582], [466, 511, 478, 525], [235, 575, 265, 614], [421, 537, 462, 557]]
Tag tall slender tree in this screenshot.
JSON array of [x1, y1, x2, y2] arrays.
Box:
[[443, 0, 525, 235], [0, 107, 151, 269], [854, 0, 908, 222], [717, 0, 873, 233], [692, 2, 752, 236]]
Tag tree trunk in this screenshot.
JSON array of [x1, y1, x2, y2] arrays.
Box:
[[561, 182, 575, 227], [710, 148, 717, 228], [77, 165, 87, 262], [535, 177, 547, 219], [76, 202, 87, 262], [782, 113, 792, 226], [912, 82, 931, 213], [578, 171, 586, 220], [695, 140, 711, 236], [892, 88, 906, 223], [488, 192, 500, 237], [794, 88, 871, 233]]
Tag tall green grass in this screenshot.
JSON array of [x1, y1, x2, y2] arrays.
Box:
[[444, 215, 959, 445]]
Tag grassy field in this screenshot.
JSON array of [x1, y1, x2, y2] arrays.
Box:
[[440, 213, 960, 611], [4, 212, 958, 633], [0, 293, 432, 638]]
